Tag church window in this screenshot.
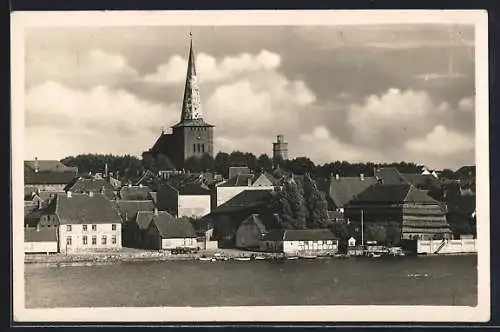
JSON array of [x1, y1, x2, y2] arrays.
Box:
[[202, 144, 205, 153], [193, 144, 196, 152]]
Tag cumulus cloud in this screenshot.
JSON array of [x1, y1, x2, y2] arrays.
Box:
[[404, 125, 474, 156], [143, 50, 281, 85], [24, 81, 177, 159], [26, 49, 138, 89], [347, 88, 451, 146]]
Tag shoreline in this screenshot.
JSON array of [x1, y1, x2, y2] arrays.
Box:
[[24, 249, 477, 267]]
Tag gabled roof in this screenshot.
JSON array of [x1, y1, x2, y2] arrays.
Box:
[[24, 169, 77, 185], [401, 173, 440, 189], [24, 227, 58, 242], [65, 178, 115, 199], [262, 229, 337, 241], [328, 176, 377, 208], [213, 189, 274, 214], [24, 160, 78, 173], [113, 200, 156, 221], [119, 185, 152, 200], [54, 193, 122, 225], [163, 174, 210, 195], [350, 184, 439, 205], [374, 167, 410, 185], [239, 213, 281, 234], [146, 211, 197, 238]]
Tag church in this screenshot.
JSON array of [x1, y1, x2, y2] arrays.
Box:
[[142, 35, 215, 171]]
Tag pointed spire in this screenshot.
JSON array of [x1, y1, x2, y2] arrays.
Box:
[[180, 31, 203, 122]]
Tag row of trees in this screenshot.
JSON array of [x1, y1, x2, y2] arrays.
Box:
[[60, 154, 144, 181], [271, 174, 330, 230]]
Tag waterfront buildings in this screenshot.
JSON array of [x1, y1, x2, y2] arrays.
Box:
[[259, 229, 339, 255]]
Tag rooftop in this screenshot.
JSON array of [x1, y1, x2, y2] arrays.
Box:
[[24, 227, 58, 242], [54, 192, 122, 225]]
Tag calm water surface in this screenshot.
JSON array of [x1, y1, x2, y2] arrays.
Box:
[[25, 255, 477, 308]]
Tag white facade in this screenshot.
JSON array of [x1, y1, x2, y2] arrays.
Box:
[[348, 237, 356, 247], [283, 239, 338, 254], [216, 186, 274, 207], [24, 241, 58, 254], [58, 223, 122, 253], [178, 195, 211, 218], [161, 237, 198, 250], [417, 239, 477, 254]]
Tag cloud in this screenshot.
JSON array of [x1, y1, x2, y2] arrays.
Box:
[[26, 49, 138, 89], [143, 50, 281, 85], [458, 96, 475, 112], [404, 125, 474, 156], [347, 88, 451, 146], [24, 81, 177, 159]]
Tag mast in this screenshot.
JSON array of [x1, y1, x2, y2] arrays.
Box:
[[361, 209, 364, 246]]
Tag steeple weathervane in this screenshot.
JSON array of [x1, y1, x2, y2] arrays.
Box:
[[180, 31, 203, 122]]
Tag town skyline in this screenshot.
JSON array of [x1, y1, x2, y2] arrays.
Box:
[[24, 24, 475, 170]]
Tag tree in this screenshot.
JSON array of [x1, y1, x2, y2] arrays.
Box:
[[184, 156, 203, 173], [229, 151, 246, 167], [257, 154, 273, 172], [214, 152, 231, 177], [244, 152, 259, 172], [272, 177, 307, 229], [302, 174, 330, 228], [200, 154, 215, 172]]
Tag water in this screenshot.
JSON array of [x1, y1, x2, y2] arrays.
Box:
[[25, 255, 477, 308]]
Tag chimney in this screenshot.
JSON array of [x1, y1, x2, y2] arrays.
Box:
[[335, 174, 340, 181], [360, 173, 364, 181], [66, 191, 72, 198], [154, 207, 158, 216], [34, 157, 39, 173]]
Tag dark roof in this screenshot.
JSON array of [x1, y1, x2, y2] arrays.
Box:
[[239, 213, 281, 233], [213, 189, 274, 214], [25, 227, 58, 242], [351, 184, 439, 205], [229, 167, 250, 179], [149, 192, 158, 205], [163, 175, 210, 195], [65, 178, 115, 199], [25, 169, 77, 185], [119, 185, 152, 200], [25, 160, 78, 173], [402, 173, 440, 188], [148, 212, 197, 238], [374, 167, 410, 185], [55, 193, 122, 224], [262, 229, 337, 241], [135, 211, 155, 230], [328, 176, 377, 208], [113, 200, 156, 221], [218, 174, 254, 187]]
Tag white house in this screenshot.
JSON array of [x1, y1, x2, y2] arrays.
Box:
[[156, 181, 211, 218], [143, 211, 198, 250], [24, 227, 58, 254], [260, 229, 339, 255]]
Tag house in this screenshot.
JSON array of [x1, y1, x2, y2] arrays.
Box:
[[215, 171, 278, 207], [142, 211, 198, 250], [324, 174, 377, 211], [64, 177, 116, 200], [156, 175, 211, 218], [24, 226, 59, 254], [235, 213, 281, 249], [114, 200, 157, 247], [25, 158, 78, 174], [259, 229, 339, 255], [118, 184, 153, 200], [40, 192, 122, 253], [204, 189, 275, 248], [24, 165, 77, 192], [344, 183, 452, 243]]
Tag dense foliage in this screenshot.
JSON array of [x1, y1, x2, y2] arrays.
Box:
[[60, 154, 144, 181]]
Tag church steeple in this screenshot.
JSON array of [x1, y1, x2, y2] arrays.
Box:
[[180, 32, 203, 122]]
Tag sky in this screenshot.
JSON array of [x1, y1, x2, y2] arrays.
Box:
[[23, 24, 476, 170]]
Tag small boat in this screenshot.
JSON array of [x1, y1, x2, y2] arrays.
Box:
[[198, 257, 213, 262], [367, 252, 382, 258], [287, 256, 299, 260], [300, 255, 317, 259], [234, 257, 251, 261], [254, 256, 266, 260]]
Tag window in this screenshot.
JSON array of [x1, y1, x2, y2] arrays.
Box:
[[92, 224, 97, 231], [82, 224, 88, 232], [317, 240, 323, 245], [102, 236, 107, 245], [112, 224, 117, 231], [66, 236, 72, 245], [83, 236, 88, 245], [92, 236, 97, 245], [66, 225, 72, 232], [193, 144, 196, 152], [201, 144, 205, 153], [112, 235, 117, 244], [326, 240, 332, 245]]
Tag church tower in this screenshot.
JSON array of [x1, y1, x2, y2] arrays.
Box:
[[143, 33, 215, 170], [273, 134, 288, 161]]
